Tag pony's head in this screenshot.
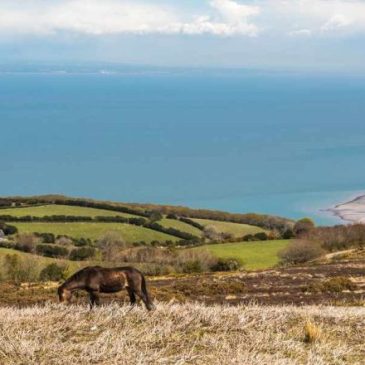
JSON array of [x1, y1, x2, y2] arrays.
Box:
[[58, 285, 72, 303]]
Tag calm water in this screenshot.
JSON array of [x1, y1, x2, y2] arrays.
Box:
[[1, 70, 365, 225]]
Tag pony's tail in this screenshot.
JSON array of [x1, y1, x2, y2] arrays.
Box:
[[141, 274, 155, 311]]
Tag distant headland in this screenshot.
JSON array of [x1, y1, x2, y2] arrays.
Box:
[[328, 195, 365, 223]]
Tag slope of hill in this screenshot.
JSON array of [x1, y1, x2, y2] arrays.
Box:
[[159, 218, 202, 237], [0, 204, 139, 218], [12, 222, 179, 243], [192, 218, 265, 237], [196, 240, 289, 270], [0, 194, 294, 231]]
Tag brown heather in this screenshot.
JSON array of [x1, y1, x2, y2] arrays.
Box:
[[0, 303, 364, 364]]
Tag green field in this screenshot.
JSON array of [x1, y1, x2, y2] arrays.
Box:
[[12, 222, 179, 243], [197, 240, 290, 270], [192, 218, 265, 237], [0, 204, 139, 218], [159, 218, 202, 237]]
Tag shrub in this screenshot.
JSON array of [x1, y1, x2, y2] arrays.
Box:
[[211, 258, 242, 272], [97, 231, 127, 261], [39, 263, 67, 282], [148, 210, 163, 223], [282, 228, 295, 239], [279, 240, 324, 265], [0, 222, 18, 235], [69, 247, 96, 261], [16, 233, 39, 253], [72, 237, 92, 247], [36, 244, 69, 258], [254, 232, 268, 241], [2, 254, 40, 283], [56, 236, 73, 246], [35, 232, 55, 243], [181, 260, 204, 273], [305, 277, 357, 293], [293, 218, 315, 237], [203, 225, 222, 241]]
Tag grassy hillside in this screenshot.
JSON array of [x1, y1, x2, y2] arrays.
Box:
[[0, 303, 363, 365], [12, 222, 179, 243], [0, 247, 85, 272], [192, 218, 265, 237], [197, 240, 289, 270], [0, 204, 139, 218], [159, 218, 202, 237], [1, 195, 294, 231]]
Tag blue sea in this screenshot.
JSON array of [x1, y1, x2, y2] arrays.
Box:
[[1, 68, 365, 225]]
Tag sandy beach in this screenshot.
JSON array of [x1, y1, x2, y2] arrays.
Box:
[[329, 195, 365, 223]]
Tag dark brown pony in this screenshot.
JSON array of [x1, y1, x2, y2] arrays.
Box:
[[58, 266, 155, 310]]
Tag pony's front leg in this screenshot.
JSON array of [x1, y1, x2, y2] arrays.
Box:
[[89, 291, 100, 309]]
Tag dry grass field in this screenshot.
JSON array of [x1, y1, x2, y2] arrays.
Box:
[[0, 302, 364, 365]]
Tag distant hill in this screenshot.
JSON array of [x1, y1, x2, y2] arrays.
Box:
[[0, 194, 294, 232]]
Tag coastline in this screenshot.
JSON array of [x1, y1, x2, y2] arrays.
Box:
[[328, 194, 365, 223]]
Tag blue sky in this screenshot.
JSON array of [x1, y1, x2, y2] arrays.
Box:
[[1, 0, 365, 71]]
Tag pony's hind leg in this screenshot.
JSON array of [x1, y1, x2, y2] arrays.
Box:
[[126, 287, 137, 306], [89, 291, 100, 309]]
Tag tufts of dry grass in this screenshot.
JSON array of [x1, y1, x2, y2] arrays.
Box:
[[303, 319, 322, 344], [0, 303, 364, 364]]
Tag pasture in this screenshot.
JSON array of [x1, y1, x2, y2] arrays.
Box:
[[192, 218, 265, 237], [0, 204, 139, 218], [0, 302, 363, 365], [198, 240, 290, 270], [159, 218, 202, 237], [11, 222, 179, 243]]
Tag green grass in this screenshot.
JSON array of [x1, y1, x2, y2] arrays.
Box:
[[12, 222, 179, 243], [196, 240, 290, 270], [192, 218, 265, 237], [159, 218, 202, 237], [0, 204, 139, 218]]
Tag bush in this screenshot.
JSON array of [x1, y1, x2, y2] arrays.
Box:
[[39, 263, 67, 282], [305, 277, 357, 293], [2, 254, 40, 283], [282, 229, 295, 239], [36, 244, 69, 258], [182, 260, 203, 273], [211, 258, 242, 272], [293, 218, 315, 237], [69, 247, 96, 261], [203, 225, 222, 241], [16, 233, 38, 253], [0, 222, 18, 235], [254, 232, 268, 241], [278, 240, 324, 265], [97, 231, 127, 261], [148, 210, 163, 223], [35, 232, 55, 243]]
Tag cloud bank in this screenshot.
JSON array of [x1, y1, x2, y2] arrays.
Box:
[[1, 0, 365, 38], [0, 0, 260, 37]]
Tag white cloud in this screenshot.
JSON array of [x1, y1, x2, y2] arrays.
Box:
[[270, 0, 365, 36], [1, 0, 365, 39], [321, 14, 352, 32], [289, 29, 312, 37], [0, 0, 260, 37]]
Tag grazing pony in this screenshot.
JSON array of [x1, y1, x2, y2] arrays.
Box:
[[58, 266, 155, 310]]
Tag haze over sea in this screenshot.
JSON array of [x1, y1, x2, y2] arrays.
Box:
[[1, 68, 365, 225]]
